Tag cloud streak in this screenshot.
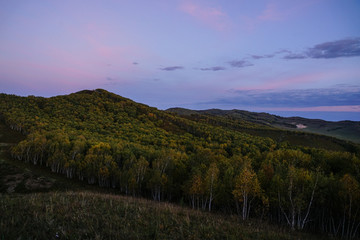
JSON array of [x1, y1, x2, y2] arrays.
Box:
[[283, 38, 360, 59], [199, 66, 226, 71], [283, 53, 307, 59], [154, 38, 359, 74], [206, 85, 360, 109], [160, 66, 184, 71], [235, 38, 360, 62], [251, 54, 274, 59], [228, 60, 253, 68], [307, 38, 360, 58]]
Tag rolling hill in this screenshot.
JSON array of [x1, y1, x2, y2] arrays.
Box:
[[167, 108, 360, 143], [166, 108, 360, 152], [174, 108, 360, 143], [0, 89, 359, 239]]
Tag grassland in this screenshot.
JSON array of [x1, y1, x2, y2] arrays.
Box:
[[1, 191, 325, 240]]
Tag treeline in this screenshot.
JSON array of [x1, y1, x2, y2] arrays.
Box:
[[1, 89, 360, 239]]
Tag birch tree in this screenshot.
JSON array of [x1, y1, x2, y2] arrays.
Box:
[[205, 162, 219, 211], [340, 174, 360, 239], [276, 165, 319, 230], [233, 162, 261, 220]]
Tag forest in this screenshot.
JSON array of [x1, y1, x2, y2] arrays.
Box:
[[0, 89, 359, 239]]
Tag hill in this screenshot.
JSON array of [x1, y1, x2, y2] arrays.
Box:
[[168, 108, 360, 143], [167, 108, 360, 150], [0, 89, 359, 239]]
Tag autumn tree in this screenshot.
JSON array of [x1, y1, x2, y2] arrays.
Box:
[[273, 150, 319, 230], [148, 150, 174, 201], [233, 160, 261, 220], [340, 174, 360, 239]]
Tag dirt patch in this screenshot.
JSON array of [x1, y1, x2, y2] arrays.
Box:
[[3, 173, 24, 193], [2, 173, 54, 193], [25, 176, 53, 190], [296, 124, 307, 129]]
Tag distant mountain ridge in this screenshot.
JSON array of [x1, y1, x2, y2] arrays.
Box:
[[167, 108, 360, 143]]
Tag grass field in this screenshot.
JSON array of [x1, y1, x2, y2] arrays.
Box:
[[0, 191, 324, 240]]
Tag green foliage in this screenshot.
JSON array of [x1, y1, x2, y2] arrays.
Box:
[[1, 89, 360, 238]]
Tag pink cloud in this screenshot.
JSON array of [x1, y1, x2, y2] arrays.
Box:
[[263, 72, 326, 90], [179, 1, 230, 31], [233, 72, 327, 91], [242, 1, 318, 31], [258, 3, 282, 21], [0, 59, 98, 87], [257, 1, 319, 22], [77, 23, 152, 71], [256, 68, 360, 91]]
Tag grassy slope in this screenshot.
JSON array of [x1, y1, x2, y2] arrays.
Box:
[[167, 108, 360, 149], [285, 117, 360, 143], [1, 191, 323, 240], [199, 109, 360, 143], [0, 122, 323, 240]]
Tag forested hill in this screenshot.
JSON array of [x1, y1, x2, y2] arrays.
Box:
[[167, 108, 360, 144], [1, 89, 360, 238]]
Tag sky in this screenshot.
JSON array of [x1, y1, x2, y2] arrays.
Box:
[[1, 0, 360, 121]]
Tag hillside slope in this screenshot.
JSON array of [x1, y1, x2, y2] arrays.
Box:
[[1, 190, 323, 240], [1, 89, 359, 238], [197, 108, 360, 143], [167, 107, 360, 149], [193, 108, 360, 143]]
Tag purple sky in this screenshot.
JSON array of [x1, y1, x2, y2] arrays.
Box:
[[1, 0, 360, 121]]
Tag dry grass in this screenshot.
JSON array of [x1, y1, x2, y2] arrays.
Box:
[[0, 191, 323, 240]]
